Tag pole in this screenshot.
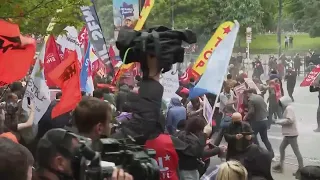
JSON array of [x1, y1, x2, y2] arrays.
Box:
[[171, 0, 175, 29], [278, 0, 282, 58]]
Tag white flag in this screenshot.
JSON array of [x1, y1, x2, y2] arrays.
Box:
[[22, 44, 51, 125], [160, 64, 181, 102], [56, 26, 83, 62]]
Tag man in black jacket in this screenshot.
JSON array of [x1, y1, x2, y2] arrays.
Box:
[[285, 69, 297, 102], [224, 112, 254, 160]]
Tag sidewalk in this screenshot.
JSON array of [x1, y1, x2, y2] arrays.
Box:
[[271, 162, 298, 180]]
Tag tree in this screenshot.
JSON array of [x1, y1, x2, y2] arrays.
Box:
[[284, 0, 320, 37], [94, 0, 114, 40], [0, 0, 91, 35]]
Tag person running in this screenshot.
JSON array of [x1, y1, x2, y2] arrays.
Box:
[[273, 97, 303, 179], [244, 89, 275, 159]]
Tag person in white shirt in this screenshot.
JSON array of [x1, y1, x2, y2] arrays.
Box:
[[219, 85, 237, 116]]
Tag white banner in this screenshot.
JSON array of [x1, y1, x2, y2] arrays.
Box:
[[160, 64, 180, 101], [203, 95, 213, 124], [56, 26, 83, 62], [22, 44, 51, 124]]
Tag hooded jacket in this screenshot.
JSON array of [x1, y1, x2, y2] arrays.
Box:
[[166, 97, 186, 134], [276, 96, 298, 136]]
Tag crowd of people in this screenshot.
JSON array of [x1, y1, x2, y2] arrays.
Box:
[[1, 33, 320, 180]]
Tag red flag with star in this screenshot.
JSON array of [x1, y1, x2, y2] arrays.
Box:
[[0, 20, 36, 87], [49, 50, 81, 118]]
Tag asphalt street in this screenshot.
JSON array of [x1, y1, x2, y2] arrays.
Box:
[[208, 76, 320, 180]]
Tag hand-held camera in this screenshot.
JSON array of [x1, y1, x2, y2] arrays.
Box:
[[73, 137, 159, 180]]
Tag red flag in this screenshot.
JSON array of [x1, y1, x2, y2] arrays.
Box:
[[78, 26, 89, 52], [49, 50, 81, 118], [44, 35, 62, 87], [108, 46, 119, 67], [0, 20, 36, 86], [300, 65, 320, 87]]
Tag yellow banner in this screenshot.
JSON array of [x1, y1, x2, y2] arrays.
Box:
[[134, 0, 155, 31], [190, 21, 235, 80], [114, 0, 155, 84]]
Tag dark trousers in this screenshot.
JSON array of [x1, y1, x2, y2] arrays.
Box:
[[295, 67, 300, 76], [287, 87, 295, 101], [251, 120, 274, 158]]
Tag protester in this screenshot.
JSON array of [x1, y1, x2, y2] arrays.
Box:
[[36, 92, 71, 140], [219, 84, 237, 116], [244, 89, 275, 159], [216, 161, 248, 180], [273, 96, 304, 178], [1, 93, 35, 144], [294, 54, 301, 76], [176, 116, 212, 179], [267, 80, 283, 126], [0, 137, 34, 180], [166, 97, 186, 134], [284, 69, 297, 102], [224, 112, 253, 160], [187, 97, 203, 116]]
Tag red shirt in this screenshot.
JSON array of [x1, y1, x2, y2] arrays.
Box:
[[145, 134, 179, 180]]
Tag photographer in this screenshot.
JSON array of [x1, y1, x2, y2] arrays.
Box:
[[33, 128, 132, 180], [73, 97, 133, 180]]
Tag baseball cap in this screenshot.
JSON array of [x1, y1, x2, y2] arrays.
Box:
[[37, 128, 77, 159]]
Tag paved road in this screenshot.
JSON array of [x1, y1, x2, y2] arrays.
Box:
[[209, 76, 320, 180]]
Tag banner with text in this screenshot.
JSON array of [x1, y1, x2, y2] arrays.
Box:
[[190, 21, 235, 81]]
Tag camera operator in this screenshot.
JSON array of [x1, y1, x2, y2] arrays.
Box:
[[34, 128, 132, 180], [110, 26, 196, 145], [0, 137, 34, 180], [73, 97, 133, 180]]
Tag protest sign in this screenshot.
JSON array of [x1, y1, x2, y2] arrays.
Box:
[[203, 95, 213, 124], [160, 64, 180, 101]]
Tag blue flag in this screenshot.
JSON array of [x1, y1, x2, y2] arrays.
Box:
[[189, 21, 240, 99], [80, 42, 91, 92]]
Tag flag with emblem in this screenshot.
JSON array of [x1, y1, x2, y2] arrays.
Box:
[[49, 50, 81, 118], [189, 21, 240, 99], [0, 20, 36, 86]]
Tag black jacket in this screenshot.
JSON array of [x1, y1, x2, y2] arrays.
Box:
[[224, 121, 253, 159], [175, 131, 206, 170]]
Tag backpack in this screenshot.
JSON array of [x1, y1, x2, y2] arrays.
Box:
[[300, 166, 320, 180]]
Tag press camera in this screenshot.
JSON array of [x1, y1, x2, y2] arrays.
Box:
[[72, 136, 160, 180]]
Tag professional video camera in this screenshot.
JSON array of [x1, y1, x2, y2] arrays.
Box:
[[72, 135, 159, 180], [116, 26, 197, 75]]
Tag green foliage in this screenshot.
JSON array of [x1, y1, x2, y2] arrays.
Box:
[[284, 0, 320, 37], [148, 0, 265, 36], [94, 0, 114, 40], [242, 33, 320, 54], [0, 0, 91, 35]]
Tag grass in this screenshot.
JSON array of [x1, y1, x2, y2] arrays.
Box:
[[239, 33, 320, 54]]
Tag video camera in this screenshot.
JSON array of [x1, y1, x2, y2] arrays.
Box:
[[116, 26, 197, 75], [72, 135, 159, 180]]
